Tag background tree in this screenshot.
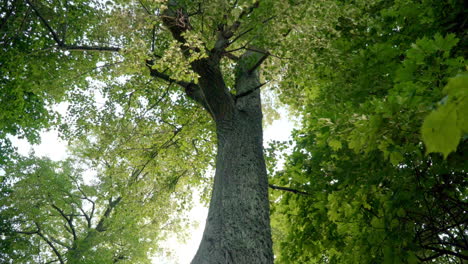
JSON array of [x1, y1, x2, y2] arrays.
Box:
[[0, 147, 192, 263], [269, 0, 467, 263]]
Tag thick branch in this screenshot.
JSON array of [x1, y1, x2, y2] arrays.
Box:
[[58, 45, 120, 52], [95, 197, 122, 232], [51, 204, 77, 241], [146, 61, 213, 115], [162, 1, 234, 120], [35, 223, 65, 264], [146, 61, 193, 87], [268, 184, 310, 195], [15, 229, 39, 235]]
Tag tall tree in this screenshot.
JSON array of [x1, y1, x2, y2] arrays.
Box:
[[2, 0, 338, 262], [3, 0, 464, 263]]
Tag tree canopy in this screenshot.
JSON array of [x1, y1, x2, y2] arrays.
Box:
[[1, 0, 466, 263], [269, 0, 467, 263]]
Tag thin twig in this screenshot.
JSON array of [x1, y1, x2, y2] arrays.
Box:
[[235, 81, 268, 99], [268, 184, 310, 195], [248, 52, 269, 74]]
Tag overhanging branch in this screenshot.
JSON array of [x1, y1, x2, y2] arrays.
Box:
[[146, 60, 214, 116], [26, 0, 120, 52], [95, 197, 122, 232], [25, 0, 63, 45], [58, 45, 120, 52]]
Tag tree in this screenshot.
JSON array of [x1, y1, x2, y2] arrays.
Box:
[[0, 149, 191, 263], [2, 0, 334, 262], [269, 0, 467, 263], [2, 0, 465, 263]]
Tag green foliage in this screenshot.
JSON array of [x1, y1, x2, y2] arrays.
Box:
[[422, 73, 468, 157], [0, 0, 110, 162], [1, 1, 216, 261], [0, 154, 188, 263], [270, 0, 467, 263]]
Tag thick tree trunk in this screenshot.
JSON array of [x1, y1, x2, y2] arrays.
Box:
[[192, 107, 273, 264], [158, 4, 273, 261], [191, 60, 273, 263]]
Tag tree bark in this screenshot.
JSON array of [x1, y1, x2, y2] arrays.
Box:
[[191, 54, 273, 263]]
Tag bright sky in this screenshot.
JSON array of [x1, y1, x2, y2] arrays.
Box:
[[9, 107, 296, 264]]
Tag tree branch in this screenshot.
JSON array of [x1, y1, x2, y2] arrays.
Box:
[[95, 197, 122, 232], [49, 236, 72, 250], [68, 177, 96, 229], [51, 204, 77, 241], [146, 60, 213, 116], [212, 1, 261, 54], [161, 1, 234, 120], [248, 52, 269, 74], [35, 223, 65, 264], [26, 0, 120, 52], [58, 45, 120, 52], [235, 81, 267, 99], [77, 206, 92, 229], [229, 15, 276, 47], [421, 245, 468, 260], [15, 229, 39, 235], [138, 0, 152, 15], [268, 184, 310, 195], [25, 0, 63, 45]]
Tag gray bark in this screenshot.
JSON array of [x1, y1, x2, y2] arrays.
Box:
[[192, 118, 273, 263], [191, 53, 273, 264]]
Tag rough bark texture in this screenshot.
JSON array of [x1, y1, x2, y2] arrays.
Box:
[[192, 69, 273, 263]]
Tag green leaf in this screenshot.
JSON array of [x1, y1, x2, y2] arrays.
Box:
[[421, 105, 460, 158], [390, 151, 403, 165], [422, 73, 467, 157], [328, 139, 342, 151]]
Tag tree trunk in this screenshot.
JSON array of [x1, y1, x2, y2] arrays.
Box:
[[191, 60, 273, 263], [158, 4, 274, 260]]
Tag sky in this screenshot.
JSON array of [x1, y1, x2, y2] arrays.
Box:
[[9, 107, 296, 264]]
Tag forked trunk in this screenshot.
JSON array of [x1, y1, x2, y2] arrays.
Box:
[[158, 5, 273, 259]]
